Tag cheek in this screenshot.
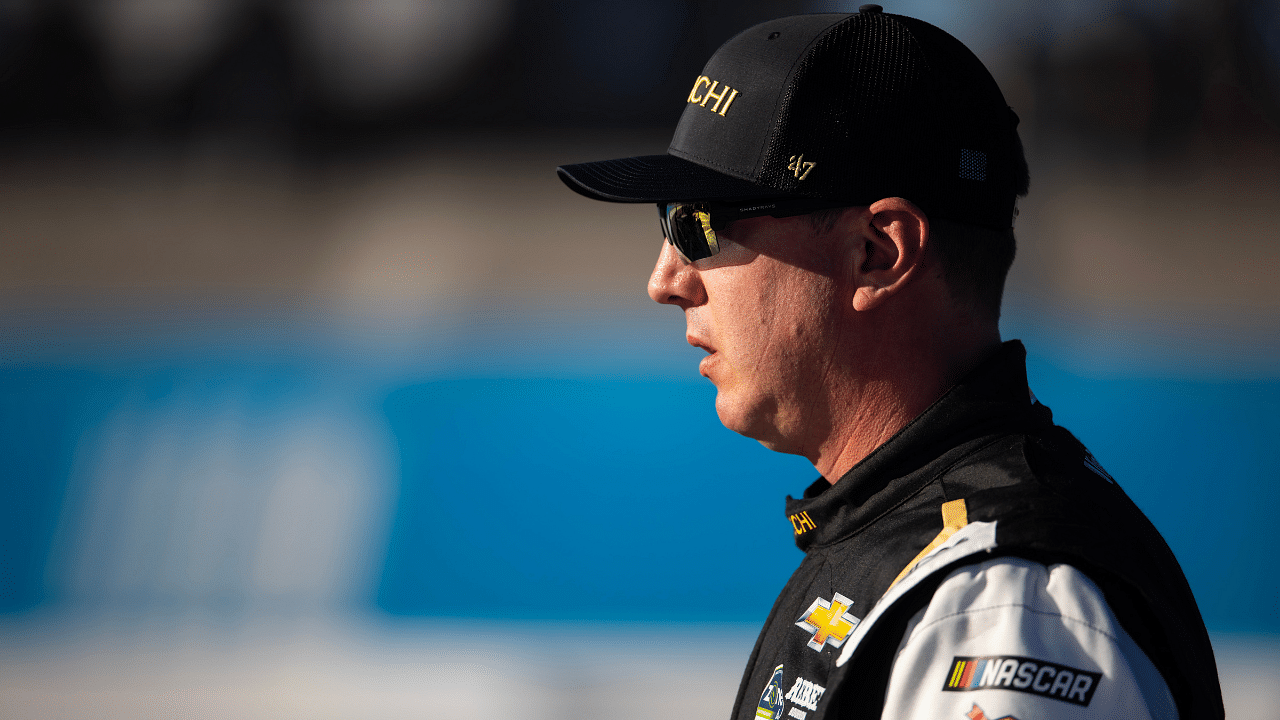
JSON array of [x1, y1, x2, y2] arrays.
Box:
[[726, 280, 787, 370], [705, 261, 837, 377], [761, 273, 837, 349]]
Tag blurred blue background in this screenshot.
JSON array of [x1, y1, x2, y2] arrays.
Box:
[[1, 0, 1278, 718]]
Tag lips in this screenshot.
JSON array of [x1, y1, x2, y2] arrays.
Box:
[[685, 310, 716, 376], [686, 335, 714, 354], [688, 336, 717, 377]]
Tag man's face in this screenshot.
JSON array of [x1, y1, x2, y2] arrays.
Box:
[[647, 213, 847, 455]]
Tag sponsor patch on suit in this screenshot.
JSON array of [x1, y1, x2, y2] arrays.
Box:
[[943, 655, 1102, 706], [755, 664, 786, 719]]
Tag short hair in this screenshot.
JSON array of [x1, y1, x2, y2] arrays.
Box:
[[926, 219, 1017, 320], [808, 135, 1029, 320]]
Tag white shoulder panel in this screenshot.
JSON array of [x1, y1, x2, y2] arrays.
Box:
[[837, 520, 998, 668], [879, 557, 1178, 720]]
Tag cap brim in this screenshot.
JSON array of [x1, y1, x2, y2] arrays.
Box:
[[557, 154, 785, 203]]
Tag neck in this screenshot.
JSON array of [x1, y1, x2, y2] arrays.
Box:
[[812, 321, 1001, 483]]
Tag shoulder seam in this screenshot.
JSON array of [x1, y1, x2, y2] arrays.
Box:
[[904, 601, 1121, 648]]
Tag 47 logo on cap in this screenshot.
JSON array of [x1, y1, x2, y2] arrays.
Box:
[[795, 593, 860, 651], [944, 655, 1102, 706], [787, 154, 816, 181]]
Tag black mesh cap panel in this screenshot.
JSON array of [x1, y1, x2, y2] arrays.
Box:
[[759, 13, 929, 202]]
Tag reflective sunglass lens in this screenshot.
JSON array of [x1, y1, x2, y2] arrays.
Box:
[[664, 203, 718, 262]]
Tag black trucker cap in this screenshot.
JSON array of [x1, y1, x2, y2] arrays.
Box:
[[557, 5, 1024, 230]]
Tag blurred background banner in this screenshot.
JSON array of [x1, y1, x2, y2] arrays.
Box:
[[1, 1, 1278, 718]]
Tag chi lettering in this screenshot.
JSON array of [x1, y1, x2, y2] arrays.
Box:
[[790, 511, 816, 535], [686, 76, 739, 116]]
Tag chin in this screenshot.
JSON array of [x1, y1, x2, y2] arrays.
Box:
[[715, 392, 794, 454], [713, 389, 749, 433]]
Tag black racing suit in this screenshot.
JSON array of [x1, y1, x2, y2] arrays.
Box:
[[728, 341, 1223, 720]]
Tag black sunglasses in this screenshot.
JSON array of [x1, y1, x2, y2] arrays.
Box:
[[657, 198, 848, 262]]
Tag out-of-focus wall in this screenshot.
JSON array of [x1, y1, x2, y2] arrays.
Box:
[[2, 2, 1278, 719]]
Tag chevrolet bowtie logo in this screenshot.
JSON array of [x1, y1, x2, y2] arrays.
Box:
[[795, 593, 860, 652]]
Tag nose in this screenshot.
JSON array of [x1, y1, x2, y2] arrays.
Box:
[[648, 239, 705, 308]]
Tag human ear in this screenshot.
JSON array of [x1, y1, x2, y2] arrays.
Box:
[[850, 197, 929, 312]]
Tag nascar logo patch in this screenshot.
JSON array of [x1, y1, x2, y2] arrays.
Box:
[[943, 655, 1102, 707]]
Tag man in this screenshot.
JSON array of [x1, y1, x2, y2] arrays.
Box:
[[557, 7, 1222, 719]]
